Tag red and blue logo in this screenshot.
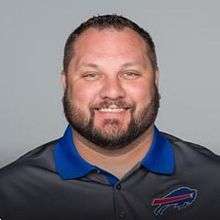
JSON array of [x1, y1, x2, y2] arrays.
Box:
[[151, 186, 197, 216]]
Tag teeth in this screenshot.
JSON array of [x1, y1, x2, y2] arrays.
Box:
[[103, 104, 118, 109], [98, 108, 124, 112]]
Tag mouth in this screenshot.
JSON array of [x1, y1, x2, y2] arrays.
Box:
[[94, 105, 131, 113], [92, 104, 132, 127]]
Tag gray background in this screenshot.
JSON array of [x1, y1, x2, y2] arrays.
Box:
[[0, 0, 219, 168]]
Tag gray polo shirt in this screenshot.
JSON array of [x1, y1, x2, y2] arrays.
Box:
[[0, 125, 220, 219]]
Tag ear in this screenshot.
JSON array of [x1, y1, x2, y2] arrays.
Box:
[[154, 70, 160, 88], [60, 71, 67, 90]]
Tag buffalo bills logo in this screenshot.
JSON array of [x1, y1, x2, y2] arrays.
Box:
[[151, 186, 197, 216]]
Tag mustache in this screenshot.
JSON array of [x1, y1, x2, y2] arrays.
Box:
[[90, 99, 134, 110]]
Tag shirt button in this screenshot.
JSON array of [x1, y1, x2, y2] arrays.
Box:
[[116, 184, 121, 190], [119, 211, 126, 219]]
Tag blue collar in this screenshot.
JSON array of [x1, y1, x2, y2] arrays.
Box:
[[54, 125, 175, 180]]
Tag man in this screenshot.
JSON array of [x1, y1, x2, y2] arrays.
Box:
[[0, 14, 219, 220]]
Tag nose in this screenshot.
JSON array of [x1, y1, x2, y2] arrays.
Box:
[[99, 77, 126, 99]]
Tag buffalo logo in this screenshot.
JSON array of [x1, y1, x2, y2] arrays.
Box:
[[151, 186, 197, 216]]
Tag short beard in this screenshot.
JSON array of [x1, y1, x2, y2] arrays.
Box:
[[62, 85, 160, 150]]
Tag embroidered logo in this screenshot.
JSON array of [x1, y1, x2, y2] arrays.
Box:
[[151, 186, 197, 216]]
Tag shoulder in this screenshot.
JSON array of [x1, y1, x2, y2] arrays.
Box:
[[162, 131, 220, 175], [0, 139, 59, 182], [164, 132, 219, 159], [0, 140, 59, 215]]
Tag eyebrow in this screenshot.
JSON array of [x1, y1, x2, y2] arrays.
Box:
[[78, 63, 99, 70], [120, 62, 142, 69], [80, 63, 99, 68], [78, 62, 142, 70]]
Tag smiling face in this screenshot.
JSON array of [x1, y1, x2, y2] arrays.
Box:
[[62, 27, 160, 149]]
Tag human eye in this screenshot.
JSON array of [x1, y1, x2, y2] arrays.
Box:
[[121, 71, 141, 80], [81, 72, 100, 80]]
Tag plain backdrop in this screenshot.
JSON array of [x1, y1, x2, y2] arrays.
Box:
[[0, 0, 219, 168]]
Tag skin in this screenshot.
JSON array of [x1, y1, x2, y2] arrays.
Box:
[[61, 27, 159, 178]]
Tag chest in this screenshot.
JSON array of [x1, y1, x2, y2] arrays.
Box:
[[2, 170, 219, 220]]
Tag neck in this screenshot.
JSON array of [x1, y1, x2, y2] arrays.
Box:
[[73, 125, 154, 179]]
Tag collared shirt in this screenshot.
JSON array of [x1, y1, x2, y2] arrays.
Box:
[[1, 125, 220, 219], [54, 125, 175, 185]]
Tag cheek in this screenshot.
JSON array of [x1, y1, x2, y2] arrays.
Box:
[[70, 83, 97, 110], [126, 82, 153, 106]]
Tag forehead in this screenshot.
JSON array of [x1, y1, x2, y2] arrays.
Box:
[[71, 27, 149, 67], [74, 27, 146, 46]]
